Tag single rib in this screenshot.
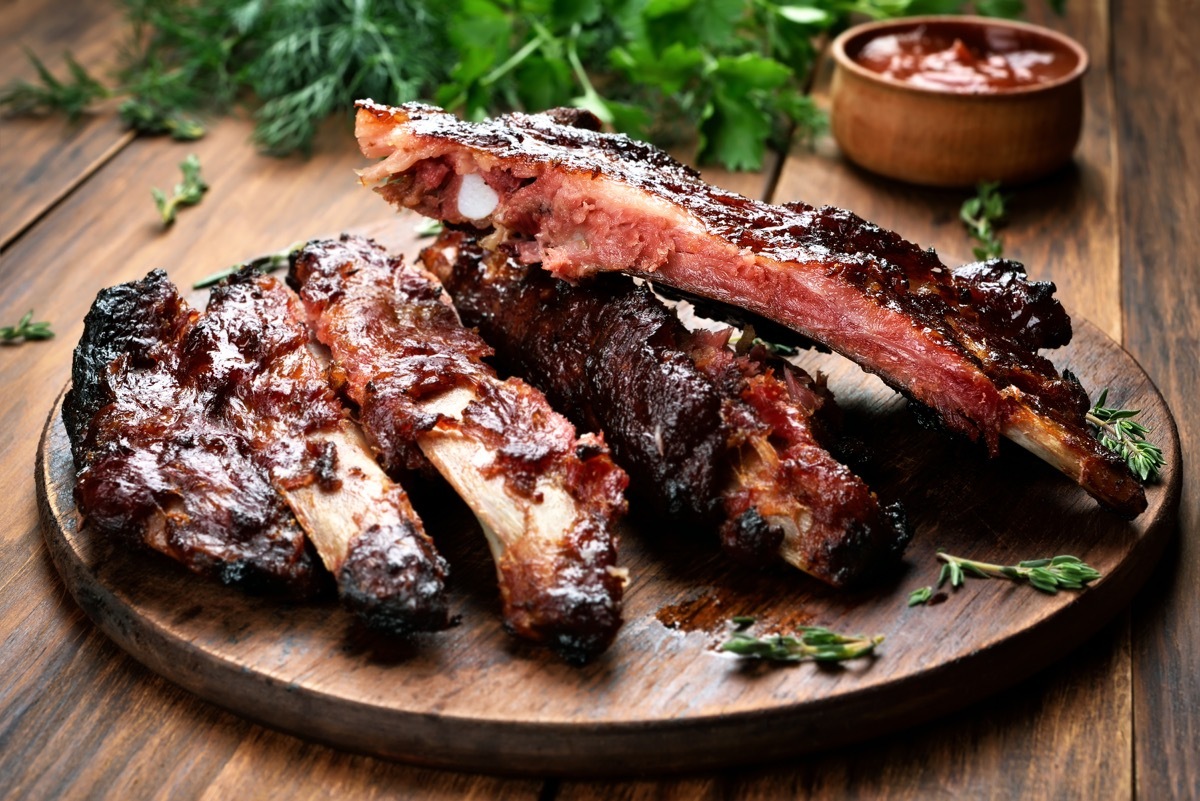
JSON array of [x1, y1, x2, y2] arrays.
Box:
[[289, 235, 629, 661], [355, 100, 1145, 517]]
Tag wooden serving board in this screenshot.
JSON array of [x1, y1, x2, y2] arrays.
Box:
[[36, 229, 1181, 777]]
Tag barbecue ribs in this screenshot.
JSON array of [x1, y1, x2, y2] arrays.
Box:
[[289, 235, 629, 661], [65, 269, 452, 631], [425, 232, 910, 586], [355, 100, 1146, 517]]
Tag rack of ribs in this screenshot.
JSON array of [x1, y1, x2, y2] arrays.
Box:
[[289, 235, 629, 662], [425, 231, 910, 586], [355, 100, 1146, 518], [65, 269, 452, 631]]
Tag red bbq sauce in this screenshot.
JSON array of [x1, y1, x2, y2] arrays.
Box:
[[852, 23, 1078, 93]]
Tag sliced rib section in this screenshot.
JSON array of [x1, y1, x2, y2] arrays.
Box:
[[65, 269, 452, 631], [188, 271, 451, 632], [64, 270, 320, 595], [355, 100, 1146, 517], [289, 235, 629, 661], [425, 232, 910, 587]]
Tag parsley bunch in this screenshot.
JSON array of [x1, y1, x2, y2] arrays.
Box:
[[2, 0, 1064, 170]]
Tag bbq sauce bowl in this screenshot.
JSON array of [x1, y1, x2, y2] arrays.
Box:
[[830, 16, 1088, 187]]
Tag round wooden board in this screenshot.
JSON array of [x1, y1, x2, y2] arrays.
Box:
[[36, 245, 1181, 777]]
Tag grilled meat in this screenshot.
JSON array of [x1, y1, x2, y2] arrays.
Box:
[[426, 232, 910, 586], [65, 270, 320, 595], [190, 271, 451, 631], [66, 269, 451, 630], [289, 235, 629, 662], [355, 100, 1146, 517]]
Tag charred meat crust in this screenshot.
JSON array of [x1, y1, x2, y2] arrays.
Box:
[[425, 237, 729, 524], [289, 234, 628, 661], [193, 270, 451, 631], [354, 100, 1145, 517], [67, 269, 452, 629], [66, 271, 320, 596], [428, 233, 911, 586]]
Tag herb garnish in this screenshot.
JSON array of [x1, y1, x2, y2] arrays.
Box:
[[192, 242, 304, 290], [907, 552, 1102, 604], [960, 180, 1007, 260], [719, 618, 882, 663], [2, 2, 1064, 170], [1085, 388, 1166, 482], [0, 310, 54, 344], [153, 154, 208, 227]]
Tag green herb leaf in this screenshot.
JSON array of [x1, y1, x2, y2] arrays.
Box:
[[720, 620, 882, 663], [1085, 388, 1166, 482], [0, 310, 54, 344], [960, 181, 1007, 260], [908, 586, 934, 606], [153, 154, 208, 227], [927, 551, 1102, 598]]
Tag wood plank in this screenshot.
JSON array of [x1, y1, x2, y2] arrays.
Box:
[[557, 615, 1131, 800], [0, 116, 539, 799], [0, 0, 135, 249], [1112, 1, 1200, 798]]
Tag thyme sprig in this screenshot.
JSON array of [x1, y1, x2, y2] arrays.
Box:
[[927, 551, 1101, 596], [719, 618, 882, 663], [192, 242, 304, 290], [960, 180, 1007, 260], [152, 154, 207, 227], [0, 310, 54, 344], [1085, 389, 1165, 482]]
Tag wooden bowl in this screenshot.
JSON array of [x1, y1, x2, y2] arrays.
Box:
[[830, 16, 1088, 187]]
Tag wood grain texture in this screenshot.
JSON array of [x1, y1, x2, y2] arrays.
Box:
[[557, 614, 1132, 800], [36, 314, 1180, 775], [1112, 1, 1200, 799], [0, 0, 135, 249]]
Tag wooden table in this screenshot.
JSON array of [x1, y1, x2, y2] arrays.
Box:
[[1, 2, 1195, 798]]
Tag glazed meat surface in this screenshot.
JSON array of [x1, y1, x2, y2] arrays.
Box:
[[427, 233, 910, 587], [189, 271, 451, 632], [289, 235, 629, 662], [65, 269, 452, 630], [65, 270, 320, 595], [355, 101, 1145, 517]]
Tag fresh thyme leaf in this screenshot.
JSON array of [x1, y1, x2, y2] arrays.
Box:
[[1085, 388, 1166, 482], [908, 586, 933, 606], [926, 551, 1102, 597], [0, 310, 55, 344], [719, 620, 882, 663], [960, 180, 1007, 260], [153, 154, 208, 227]]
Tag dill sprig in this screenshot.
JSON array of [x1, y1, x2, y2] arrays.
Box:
[[0, 49, 108, 122], [908, 551, 1102, 599], [152, 154, 208, 227], [0, 1, 1065, 170], [1085, 389, 1166, 482], [960, 180, 1007, 260], [0, 310, 54, 344], [719, 617, 882, 663]]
